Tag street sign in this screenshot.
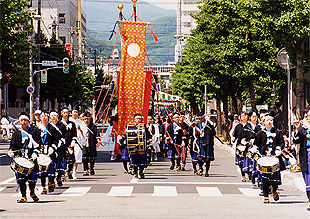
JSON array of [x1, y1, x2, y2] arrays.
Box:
[[42, 60, 57, 66], [41, 70, 47, 83], [26, 86, 35, 94]]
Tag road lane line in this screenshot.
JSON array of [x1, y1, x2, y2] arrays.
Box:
[[0, 154, 7, 158], [152, 186, 177, 196], [107, 186, 133, 196], [196, 187, 223, 197], [238, 188, 261, 197], [59, 186, 91, 196], [0, 177, 15, 185]]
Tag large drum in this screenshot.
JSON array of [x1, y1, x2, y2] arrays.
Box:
[[256, 156, 279, 175], [236, 145, 246, 158], [10, 157, 34, 176], [126, 124, 146, 154], [37, 153, 52, 172]]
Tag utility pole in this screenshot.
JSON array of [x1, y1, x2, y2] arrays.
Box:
[[78, 0, 82, 59], [36, 0, 41, 110], [94, 49, 97, 75]]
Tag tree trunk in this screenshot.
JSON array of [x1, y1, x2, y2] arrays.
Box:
[[230, 96, 237, 115], [216, 97, 222, 135], [237, 88, 242, 114], [222, 97, 229, 140], [191, 99, 199, 115], [295, 41, 305, 119], [249, 80, 256, 111], [277, 83, 288, 134]]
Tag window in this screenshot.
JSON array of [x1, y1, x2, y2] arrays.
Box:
[[182, 22, 191, 28], [182, 10, 199, 16], [59, 13, 65, 24], [182, 0, 198, 4]]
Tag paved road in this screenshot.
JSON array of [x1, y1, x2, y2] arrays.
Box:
[[0, 139, 309, 218]]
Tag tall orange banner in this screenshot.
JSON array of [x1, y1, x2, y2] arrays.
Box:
[[117, 21, 148, 135]]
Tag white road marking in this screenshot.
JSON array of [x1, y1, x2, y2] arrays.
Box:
[[12, 186, 43, 197], [107, 186, 133, 196], [59, 186, 91, 197], [196, 187, 223, 197], [0, 187, 6, 192], [239, 188, 261, 197], [130, 181, 251, 185], [0, 177, 15, 185], [152, 186, 177, 197], [0, 154, 7, 158], [130, 178, 139, 183]]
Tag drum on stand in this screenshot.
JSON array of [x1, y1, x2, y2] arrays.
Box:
[[37, 153, 52, 172], [256, 156, 279, 174], [10, 157, 34, 176]]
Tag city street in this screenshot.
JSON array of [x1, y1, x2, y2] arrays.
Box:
[[0, 139, 309, 218]]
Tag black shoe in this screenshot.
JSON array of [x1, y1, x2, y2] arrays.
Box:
[[170, 165, 174, 170], [83, 170, 89, 176], [181, 166, 186, 171], [193, 169, 197, 175], [17, 197, 27, 203], [90, 169, 95, 175], [41, 187, 47, 195], [31, 194, 39, 202], [48, 182, 55, 193], [205, 171, 209, 177], [263, 197, 270, 204], [56, 178, 63, 187], [68, 173, 73, 179], [175, 166, 181, 172], [307, 202, 310, 211]]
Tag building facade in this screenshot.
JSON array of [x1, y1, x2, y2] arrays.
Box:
[[31, 0, 87, 60], [175, 0, 200, 63]]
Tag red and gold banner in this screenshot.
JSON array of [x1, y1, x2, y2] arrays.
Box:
[[117, 21, 148, 135]]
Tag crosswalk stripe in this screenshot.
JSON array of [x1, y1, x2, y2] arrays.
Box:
[[59, 186, 91, 196], [238, 188, 261, 197], [0, 177, 16, 185], [12, 186, 43, 197], [152, 186, 177, 197], [196, 187, 223, 197], [107, 186, 133, 196], [0, 187, 6, 192]]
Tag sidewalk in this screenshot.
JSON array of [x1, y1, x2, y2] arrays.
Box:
[[215, 139, 306, 192]]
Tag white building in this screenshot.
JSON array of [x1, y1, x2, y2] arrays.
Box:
[[31, 0, 87, 60], [175, 0, 200, 63]]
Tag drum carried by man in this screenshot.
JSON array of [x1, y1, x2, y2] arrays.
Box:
[[119, 114, 151, 178], [7, 112, 41, 203]]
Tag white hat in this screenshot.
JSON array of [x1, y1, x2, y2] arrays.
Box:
[[35, 110, 42, 115]]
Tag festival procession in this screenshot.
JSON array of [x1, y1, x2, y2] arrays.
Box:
[[0, 0, 309, 218]]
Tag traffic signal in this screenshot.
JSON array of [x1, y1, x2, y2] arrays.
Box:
[[63, 57, 69, 73]]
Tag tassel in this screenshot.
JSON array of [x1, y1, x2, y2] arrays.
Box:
[[148, 25, 158, 42]]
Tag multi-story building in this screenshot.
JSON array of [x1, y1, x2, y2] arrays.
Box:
[[175, 0, 200, 63], [31, 0, 87, 60]]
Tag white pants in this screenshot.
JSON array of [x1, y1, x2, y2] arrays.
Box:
[[74, 144, 83, 163], [152, 142, 160, 153]]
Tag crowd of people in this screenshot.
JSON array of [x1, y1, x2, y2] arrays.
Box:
[[6, 105, 310, 210], [7, 108, 98, 203]]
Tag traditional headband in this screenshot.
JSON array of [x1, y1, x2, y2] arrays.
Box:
[[84, 116, 91, 119], [19, 115, 29, 121], [252, 112, 257, 116], [173, 114, 179, 118], [41, 112, 49, 116], [134, 115, 142, 119], [50, 112, 58, 116], [35, 110, 42, 115], [61, 109, 69, 113], [264, 115, 274, 120]]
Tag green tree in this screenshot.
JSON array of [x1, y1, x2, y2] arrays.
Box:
[[0, 0, 34, 86], [40, 37, 95, 109]]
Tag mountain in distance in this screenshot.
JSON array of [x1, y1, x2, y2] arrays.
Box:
[[83, 0, 177, 65], [82, 0, 176, 32]]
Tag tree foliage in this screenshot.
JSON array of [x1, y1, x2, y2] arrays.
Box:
[[174, 0, 309, 122], [40, 38, 95, 109], [0, 0, 34, 86]]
